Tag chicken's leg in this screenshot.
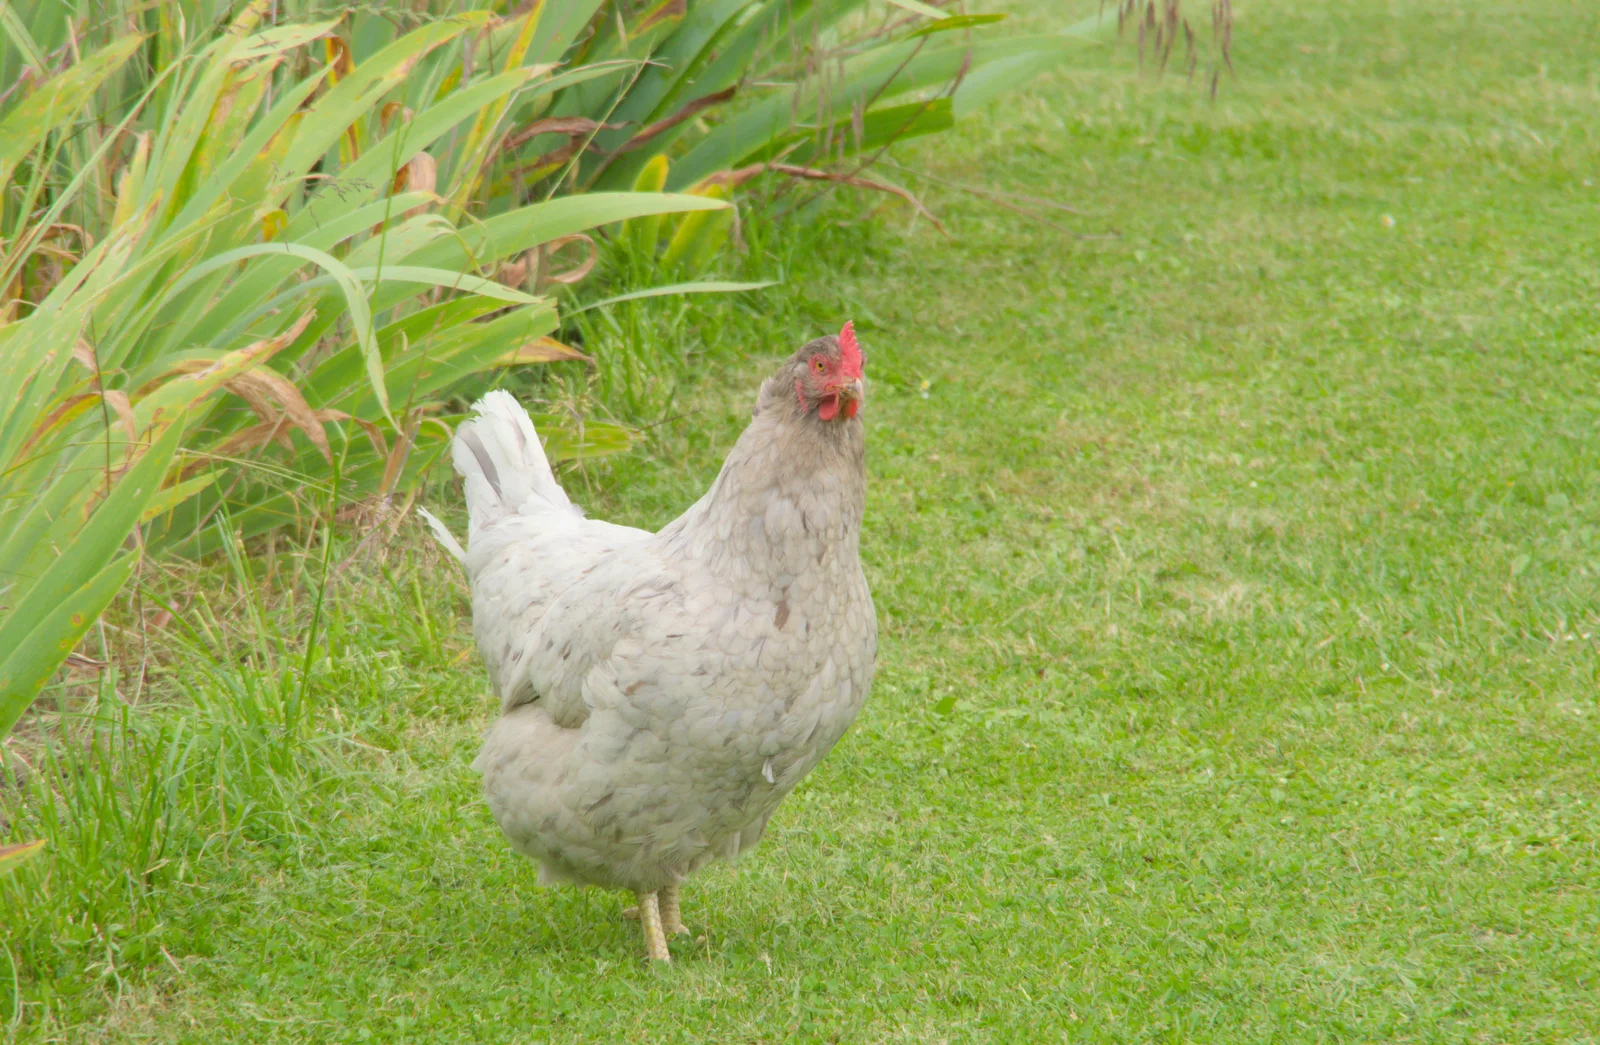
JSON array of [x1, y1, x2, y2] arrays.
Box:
[[636, 891, 671, 963], [660, 882, 688, 936], [624, 884, 688, 934]]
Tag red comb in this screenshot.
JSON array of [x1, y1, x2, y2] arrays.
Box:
[[838, 320, 863, 379]]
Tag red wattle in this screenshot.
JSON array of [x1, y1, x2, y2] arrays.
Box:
[[843, 399, 859, 419], [817, 395, 839, 421]]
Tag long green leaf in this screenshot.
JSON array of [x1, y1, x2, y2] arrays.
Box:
[[538, 417, 633, 461], [0, 34, 143, 185], [952, 51, 1071, 116], [274, 15, 491, 186], [148, 36, 240, 221], [884, 0, 946, 18], [669, 34, 1077, 189], [524, 0, 608, 68], [0, 2, 46, 72], [324, 302, 561, 420], [566, 280, 775, 315], [165, 193, 437, 362], [401, 192, 731, 278], [909, 14, 1009, 38], [0, 555, 137, 737], [284, 64, 543, 238], [0, 216, 142, 480], [161, 50, 331, 235], [0, 415, 185, 735], [162, 243, 385, 420], [294, 297, 503, 410], [583, 0, 755, 189], [346, 266, 543, 304], [743, 98, 955, 170], [594, 0, 750, 134], [228, 18, 344, 62]]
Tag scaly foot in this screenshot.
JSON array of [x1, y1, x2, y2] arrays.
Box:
[[660, 882, 688, 936], [636, 891, 671, 963]]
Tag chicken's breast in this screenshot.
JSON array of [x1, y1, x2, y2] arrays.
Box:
[[474, 530, 874, 892]]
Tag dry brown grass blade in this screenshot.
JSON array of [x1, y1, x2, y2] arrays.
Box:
[[387, 151, 437, 223], [400, 151, 437, 194], [225, 370, 331, 461], [212, 419, 292, 459], [699, 163, 947, 236], [497, 234, 597, 291], [135, 312, 315, 399], [493, 336, 589, 367], [611, 86, 737, 157], [1215, 0, 1234, 74], [501, 116, 628, 182], [102, 390, 136, 438], [502, 117, 624, 155], [378, 413, 422, 499], [215, 371, 279, 425], [380, 102, 415, 134], [337, 412, 389, 460], [13, 226, 94, 300], [162, 340, 331, 460], [0, 286, 20, 324], [199, 408, 350, 478], [538, 234, 597, 287], [635, 0, 687, 34], [324, 35, 360, 157], [71, 338, 99, 374], [495, 251, 532, 289], [19, 394, 100, 457], [0, 66, 38, 111], [29, 242, 84, 265], [39, 223, 93, 252], [18, 388, 138, 460], [324, 35, 356, 82], [64, 651, 108, 672]]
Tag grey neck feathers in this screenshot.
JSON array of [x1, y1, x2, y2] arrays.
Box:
[[659, 381, 866, 582]]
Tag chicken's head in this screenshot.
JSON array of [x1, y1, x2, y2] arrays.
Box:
[[787, 321, 866, 422]]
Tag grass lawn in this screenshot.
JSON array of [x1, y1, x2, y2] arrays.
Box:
[[16, 0, 1600, 1040]]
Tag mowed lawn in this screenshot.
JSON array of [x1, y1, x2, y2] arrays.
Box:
[[76, 0, 1599, 1041]]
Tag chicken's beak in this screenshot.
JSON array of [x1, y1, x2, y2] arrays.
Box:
[[821, 379, 863, 421], [838, 379, 864, 420]]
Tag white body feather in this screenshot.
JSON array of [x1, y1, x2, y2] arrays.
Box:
[[428, 388, 875, 892]]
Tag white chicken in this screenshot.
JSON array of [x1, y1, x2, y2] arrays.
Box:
[[421, 323, 876, 962]]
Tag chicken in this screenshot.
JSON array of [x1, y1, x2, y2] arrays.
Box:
[[420, 322, 876, 962]]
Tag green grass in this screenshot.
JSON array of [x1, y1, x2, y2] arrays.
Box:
[[7, 0, 1600, 1039]]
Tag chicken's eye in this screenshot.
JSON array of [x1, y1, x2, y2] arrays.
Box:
[[810, 356, 827, 374]]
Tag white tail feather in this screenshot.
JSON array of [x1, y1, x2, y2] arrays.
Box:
[[451, 390, 574, 527], [416, 507, 466, 562]]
